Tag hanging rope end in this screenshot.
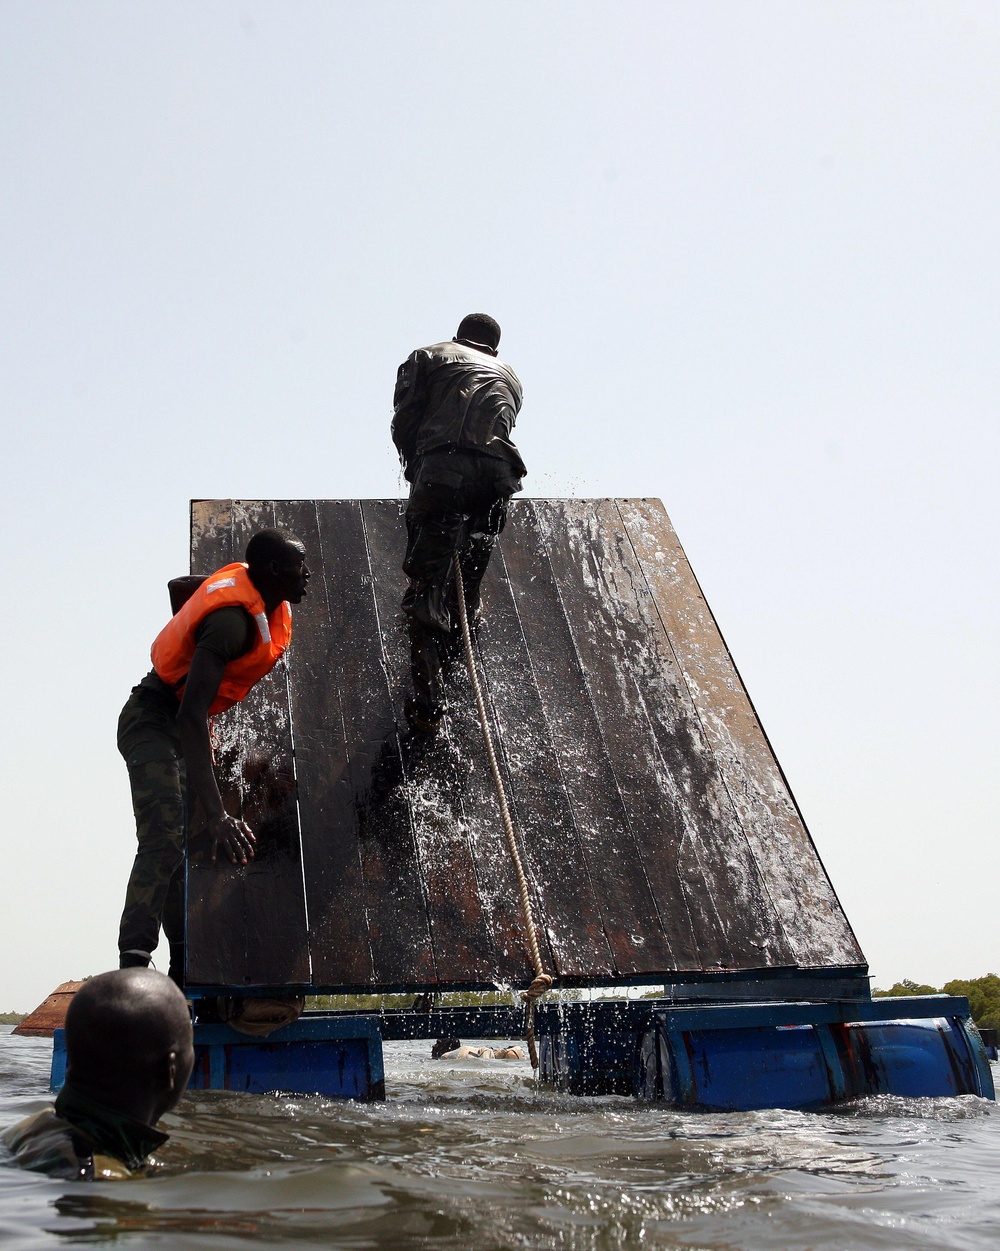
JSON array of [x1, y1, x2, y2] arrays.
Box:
[[522, 973, 555, 1070]]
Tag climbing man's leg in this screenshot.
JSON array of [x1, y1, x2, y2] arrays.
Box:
[[117, 694, 186, 970], [405, 619, 452, 730], [457, 493, 512, 621], [162, 862, 187, 987], [402, 494, 467, 632], [402, 478, 471, 729]]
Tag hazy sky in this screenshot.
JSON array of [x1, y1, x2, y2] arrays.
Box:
[[1, 1, 997, 1009]]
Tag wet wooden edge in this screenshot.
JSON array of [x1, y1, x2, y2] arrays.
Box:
[[500, 500, 675, 976], [618, 497, 864, 967], [584, 497, 787, 969]]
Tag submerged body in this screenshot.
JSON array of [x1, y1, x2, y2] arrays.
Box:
[[3, 969, 193, 1181], [2, 1091, 165, 1181]]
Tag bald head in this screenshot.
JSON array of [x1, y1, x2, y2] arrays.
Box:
[[65, 969, 194, 1124]]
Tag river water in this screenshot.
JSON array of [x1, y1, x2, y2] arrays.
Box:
[[2, 1026, 999, 1249]]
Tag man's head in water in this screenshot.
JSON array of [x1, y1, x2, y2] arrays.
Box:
[[245, 528, 310, 611], [455, 314, 501, 354], [64, 969, 195, 1127]]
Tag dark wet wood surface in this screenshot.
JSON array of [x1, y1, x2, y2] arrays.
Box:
[[186, 501, 310, 988], [186, 498, 864, 991]]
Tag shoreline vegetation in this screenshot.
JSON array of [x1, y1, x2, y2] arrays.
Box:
[[312, 976, 1000, 1033], [5, 976, 997, 1033], [873, 975, 1000, 1031]]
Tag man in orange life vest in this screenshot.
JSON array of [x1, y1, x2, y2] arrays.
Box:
[[117, 529, 310, 983]]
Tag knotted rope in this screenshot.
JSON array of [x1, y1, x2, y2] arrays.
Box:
[[452, 558, 554, 1067]]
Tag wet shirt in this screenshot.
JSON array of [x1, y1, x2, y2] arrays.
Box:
[[392, 339, 525, 481], [1, 1087, 168, 1180], [135, 606, 255, 710]]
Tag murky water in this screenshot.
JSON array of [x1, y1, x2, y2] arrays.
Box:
[[2, 1026, 999, 1249]]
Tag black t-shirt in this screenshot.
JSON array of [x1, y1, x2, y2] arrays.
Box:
[[135, 607, 256, 708]]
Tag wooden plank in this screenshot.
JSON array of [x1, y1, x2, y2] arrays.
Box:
[[220, 502, 309, 986], [186, 500, 246, 985], [442, 663, 555, 984], [540, 499, 786, 970], [239, 502, 310, 986], [499, 502, 674, 977], [361, 501, 517, 984], [186, 500, 310, 987], [313, 500, 436, 986], [274, 500, 373, 987], [529, 499, 704, 970], [617, 497, 864, 968], [473, 536, 616, 979], [596, 499, 784, 968]]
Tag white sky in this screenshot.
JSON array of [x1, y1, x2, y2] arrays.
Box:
[[1, 1, 997, 1010]]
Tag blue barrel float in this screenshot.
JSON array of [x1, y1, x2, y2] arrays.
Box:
[[537, 995, 994, 1108], [52, 1014, 386, 1101]]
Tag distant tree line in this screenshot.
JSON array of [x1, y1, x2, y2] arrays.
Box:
[[0, 1012, 26, 1024], [873, 975, 1000, 1031], [306, 990, 513, 1012]]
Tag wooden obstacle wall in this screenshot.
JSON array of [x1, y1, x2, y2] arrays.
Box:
[[186, 498, 864, 992]]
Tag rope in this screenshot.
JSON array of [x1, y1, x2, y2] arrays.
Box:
[[452, 557, 554, 1067]]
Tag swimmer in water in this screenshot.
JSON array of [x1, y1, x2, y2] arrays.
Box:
[[2, 969, 194, 1179], [431, 1037, 526, 1061]]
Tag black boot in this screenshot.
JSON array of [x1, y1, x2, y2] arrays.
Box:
[[167, 942, 185, 989], [119, 950, 151, 969]]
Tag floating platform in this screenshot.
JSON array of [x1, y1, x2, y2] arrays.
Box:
[[47, 995, 993, 1107], [168, 497, 990, 1108]]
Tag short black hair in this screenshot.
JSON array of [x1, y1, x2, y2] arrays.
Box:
[[456, 313, 501, 350], [245, 528, 304, 570], [431, 1036, 462, 1059]]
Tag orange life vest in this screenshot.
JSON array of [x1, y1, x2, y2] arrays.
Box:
[[150, 562, 293, 715]]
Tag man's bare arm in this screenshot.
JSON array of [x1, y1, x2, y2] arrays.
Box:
[[176, 647, 256, 865]]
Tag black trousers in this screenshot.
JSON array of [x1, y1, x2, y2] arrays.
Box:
[[402, 451, 520, 719]]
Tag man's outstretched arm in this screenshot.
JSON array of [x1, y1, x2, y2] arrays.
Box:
[[176, 647, 256, 865]]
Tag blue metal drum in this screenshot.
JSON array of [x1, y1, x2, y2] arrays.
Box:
[[538, 995, 995, 1108], [51, 1013, 386, 1102]]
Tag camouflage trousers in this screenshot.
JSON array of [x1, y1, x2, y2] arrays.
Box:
[[117, 689, 186, 966]]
